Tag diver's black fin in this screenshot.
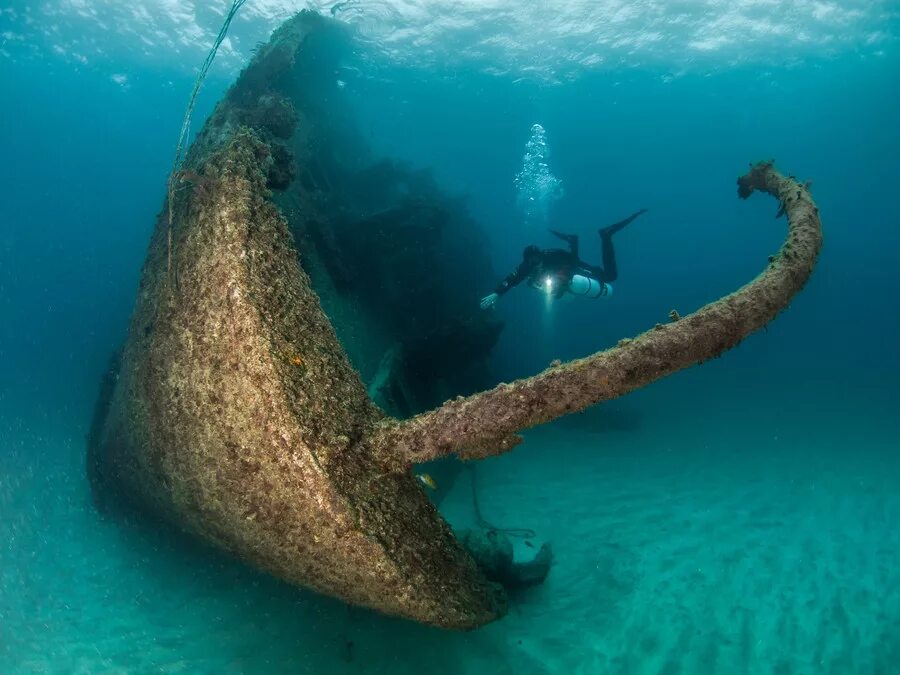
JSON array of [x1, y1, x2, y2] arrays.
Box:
[[549, 229, 578, 245], [599, 208, 648, 238]]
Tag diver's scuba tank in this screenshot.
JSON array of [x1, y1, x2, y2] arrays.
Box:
[[568, 273, 612, 298]]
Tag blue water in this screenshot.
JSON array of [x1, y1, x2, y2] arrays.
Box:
[[1, 3, 899, 672]]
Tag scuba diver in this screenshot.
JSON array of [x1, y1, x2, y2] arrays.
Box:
[[480, 209, 648, 309]]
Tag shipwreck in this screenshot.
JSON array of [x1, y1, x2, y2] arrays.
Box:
[[87, 12, 823, 629]]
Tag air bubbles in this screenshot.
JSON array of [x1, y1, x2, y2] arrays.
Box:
[[514, 123, 564, 224]]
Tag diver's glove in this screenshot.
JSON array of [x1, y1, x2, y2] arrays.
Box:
[[480, 292, 499, 310]]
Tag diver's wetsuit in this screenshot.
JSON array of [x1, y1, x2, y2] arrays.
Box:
[[494, 209, 646, 299]]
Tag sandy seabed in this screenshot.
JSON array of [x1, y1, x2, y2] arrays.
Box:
[[2, 377, 899, 674]]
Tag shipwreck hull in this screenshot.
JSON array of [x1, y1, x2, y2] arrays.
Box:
[[90, 11, 822, 629], [97, 130, 504, 628]]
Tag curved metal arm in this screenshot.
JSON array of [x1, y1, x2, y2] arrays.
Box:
[[370, 162, 823, 471]]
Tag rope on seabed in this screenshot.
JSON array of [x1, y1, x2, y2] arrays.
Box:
[[469, 464, 536, 539], [166, 0, 248, 285]]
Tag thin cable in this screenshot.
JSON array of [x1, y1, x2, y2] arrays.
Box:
[[167, 0, 248, 282], [469, 464, 536, 539]]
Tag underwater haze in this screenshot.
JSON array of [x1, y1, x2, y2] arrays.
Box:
[[2, 1, 900, 672]]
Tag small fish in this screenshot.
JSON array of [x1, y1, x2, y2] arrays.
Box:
[[178, 169, 204, 184], [416, 473, 438, 490], [290, 355, 304, 366]]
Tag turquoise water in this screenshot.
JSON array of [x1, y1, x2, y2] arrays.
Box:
[[2, 2, 900, 672]]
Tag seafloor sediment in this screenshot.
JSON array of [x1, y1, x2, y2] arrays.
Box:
[[9, 382, 900, 670]]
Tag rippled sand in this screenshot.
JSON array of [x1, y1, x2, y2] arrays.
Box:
[[3, 378, 898, 673]]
